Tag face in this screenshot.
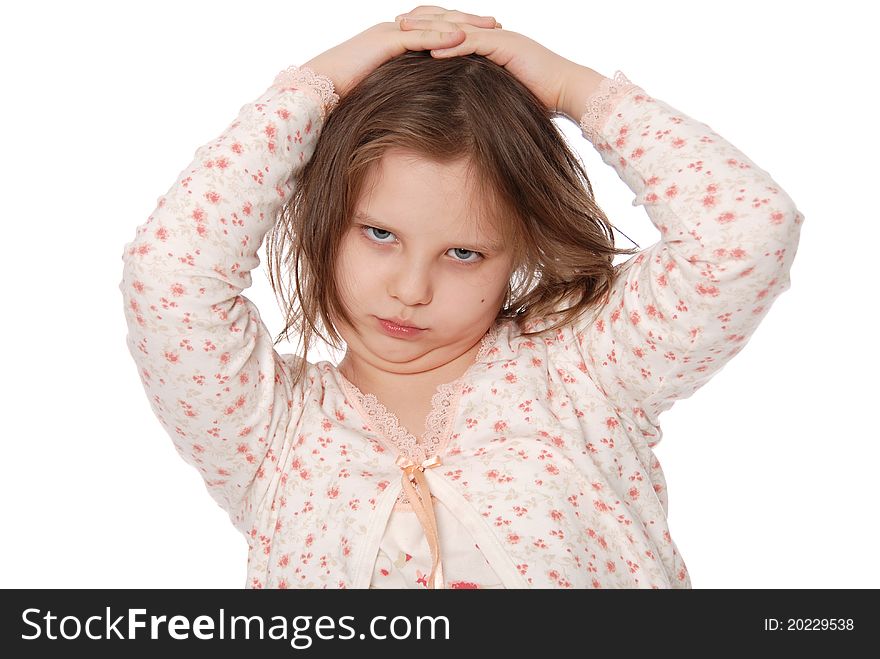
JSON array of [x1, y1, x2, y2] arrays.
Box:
[[334, 148, 515, 378]]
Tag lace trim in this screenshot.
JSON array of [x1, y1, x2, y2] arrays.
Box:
[[578, 70, 643, 144], [338, 323, 500, 507], [271, 64, 340, 120]]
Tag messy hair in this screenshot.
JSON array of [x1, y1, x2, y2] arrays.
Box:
[[266, 49, 639, 387]]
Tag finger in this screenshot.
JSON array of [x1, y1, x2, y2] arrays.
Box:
[[398, 17, 459, 31], [399, 16, 494, 33], [397, 5, 451, 16], [397, 27, 466, 50], [396, 10, 498, 27], [428, 27, 488, 57]]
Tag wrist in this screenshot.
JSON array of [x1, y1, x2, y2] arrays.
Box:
[[558, 65, 607, 122]]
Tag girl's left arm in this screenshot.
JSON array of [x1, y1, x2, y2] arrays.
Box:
[[549, 73, 805, 445]]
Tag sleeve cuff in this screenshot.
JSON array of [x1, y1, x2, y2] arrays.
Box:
[[578, 70, 643, 144], [272, 64, 341, 121]]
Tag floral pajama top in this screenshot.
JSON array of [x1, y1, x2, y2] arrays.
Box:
[[120, 62, 803, 588]]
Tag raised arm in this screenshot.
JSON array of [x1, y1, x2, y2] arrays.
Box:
[[556, 72, 804, 445], [119, 66, 334, 535]]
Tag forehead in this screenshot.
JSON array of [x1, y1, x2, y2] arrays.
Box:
[[357, 149, 505, 250]]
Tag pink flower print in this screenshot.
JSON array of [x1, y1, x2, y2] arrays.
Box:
[[492, 515, 511, 529], [178, 399, 197, 418], [696, 283, 721, 297], [486, 469, 514, 484]]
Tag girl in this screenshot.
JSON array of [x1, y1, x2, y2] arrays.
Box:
[[120, 6, 803, 589]]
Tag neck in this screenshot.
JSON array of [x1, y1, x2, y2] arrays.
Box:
[[339, 336, 484, 395]]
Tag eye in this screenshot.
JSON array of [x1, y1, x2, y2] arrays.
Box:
[[448, 247, 483, 265], [358, 225, 484, 265], [361, 225, 395, 244]]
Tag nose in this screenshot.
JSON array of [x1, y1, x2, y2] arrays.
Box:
[[387, 259, 433, 307]]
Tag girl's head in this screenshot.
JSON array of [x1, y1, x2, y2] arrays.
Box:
[[267, 50, 638, 383]]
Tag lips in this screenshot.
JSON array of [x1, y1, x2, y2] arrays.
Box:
[[378, 316, 424, 330]]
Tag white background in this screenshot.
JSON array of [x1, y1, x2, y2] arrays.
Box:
[[2, 0, 876, 589]]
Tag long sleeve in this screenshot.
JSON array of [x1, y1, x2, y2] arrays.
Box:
[[556, 72, 804, 445], [119, 66, 335, 535]]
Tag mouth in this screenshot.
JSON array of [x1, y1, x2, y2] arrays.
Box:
[[377, 316, 424, 330], [375, 317, 426, 337]]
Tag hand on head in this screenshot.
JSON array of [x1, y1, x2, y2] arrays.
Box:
[[303, 6, 582, 114]]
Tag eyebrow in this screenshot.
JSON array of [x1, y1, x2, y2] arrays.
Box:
[[354, 211, 502, 253]]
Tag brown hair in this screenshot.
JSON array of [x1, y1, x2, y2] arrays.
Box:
[[266, 49, 640, 387]]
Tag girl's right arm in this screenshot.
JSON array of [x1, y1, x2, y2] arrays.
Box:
[[119, 71, 330, 536], [119, 14, 500, 537]]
